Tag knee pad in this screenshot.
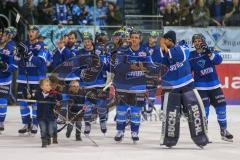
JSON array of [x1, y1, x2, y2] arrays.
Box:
[[116, 105, 128, 123]]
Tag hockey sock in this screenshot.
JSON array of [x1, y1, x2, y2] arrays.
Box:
[[130, 106, 141, 133], [215, 106, 227, 129], [0, 98, 7, 122], [204, 105, 210, 123], [19, 101, 31, 124], [32, 103, 38, 125]]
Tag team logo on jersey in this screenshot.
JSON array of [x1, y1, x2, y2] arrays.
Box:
[[138, 51, 146, 57], [149, 49, 154, 55], [126, 71, 144, 79], [3, 49, 10, 55], [95, 49, 101, 55], [197, 59, 205, 68], [34, 44, 41, 51]]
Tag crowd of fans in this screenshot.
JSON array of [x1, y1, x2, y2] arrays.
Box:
[[0, 0, 123, 26], [0, 0, 240, 27], [158, 0, 240, 26]]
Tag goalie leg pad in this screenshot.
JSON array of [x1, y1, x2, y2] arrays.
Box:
[[160, 92, 181, 147], [182, 89, 209, 147]]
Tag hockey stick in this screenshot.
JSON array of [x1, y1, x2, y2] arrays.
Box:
[[54, 109, 99, 147]]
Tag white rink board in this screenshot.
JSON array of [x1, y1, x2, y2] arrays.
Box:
[[0, 106, 240, 160]]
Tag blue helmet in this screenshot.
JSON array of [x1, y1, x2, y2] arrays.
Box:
[[192, 33, 206, 44]]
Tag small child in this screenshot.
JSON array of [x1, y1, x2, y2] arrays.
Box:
[[66, 80, 86, 141], [35, 78, 59, 148]]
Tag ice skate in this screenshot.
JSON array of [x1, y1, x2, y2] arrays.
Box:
[[0, 122, 4, 135], [114, 130, 124, 143], [100, 121, 107, 134], [131, 132, 139, 144], [18, 124, 31, 136], [221, 129, 233, 142], [76, 134, 82, 141], [84, 123, 91, 135], [30, 124, 38, 135]]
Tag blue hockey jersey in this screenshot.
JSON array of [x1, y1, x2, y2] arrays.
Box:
[[113, 45, 152, 93], [17, 41, 48, 84], [189, 49, 223, 90], [77, 48, 107, 88], [156, 43, 194, 89], [0, 43, 17, 85], [68, 44, 80, 56], [51, 46, 78, 81]]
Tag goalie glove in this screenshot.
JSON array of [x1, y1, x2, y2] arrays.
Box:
[[103, 71, 114, 91], [16, 42, 33, 61]]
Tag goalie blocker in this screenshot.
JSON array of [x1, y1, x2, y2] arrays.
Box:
[[160, 83, 209, 148]]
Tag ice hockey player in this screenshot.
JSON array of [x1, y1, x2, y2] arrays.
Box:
[[50, 36, 76, 81], [190, 33, 233, 142], [157, 30, 209, 148], [111, 29, 150, 143], [16, 25, 48, 135], [142, 31, 160, 118], [0, 28, 18, 132], [78, 32, 109, 135], [35, 78, 59, 148], [66, 31, 81, 55]]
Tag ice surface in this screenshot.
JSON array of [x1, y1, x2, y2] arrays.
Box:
[[0, 106, 239, 160]]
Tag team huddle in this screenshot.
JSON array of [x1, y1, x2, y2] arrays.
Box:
[[0, 25, 233, 148]]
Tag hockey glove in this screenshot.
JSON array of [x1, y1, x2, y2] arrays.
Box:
[[16, 42, 33, 60], [200, 42, 211, 54]]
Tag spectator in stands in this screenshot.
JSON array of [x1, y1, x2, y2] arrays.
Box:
[[178, 0, 193, 26], [192, 0, 210, 27], [158, 0, 179, 14], [52, 0, 73, 25], [5, 0, 19, 13], [0, 1, 3, 13], [72, 0, 93, 25], [94, 0, 107, 26], [106, 2, 121, 25], [65, 0, 75, 11], [21, 0, 39, 24], [163, 3, 179, 26], [38, 0, 53, 24], [209, 0, 226, 26], [224, 0, 240, 26]]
